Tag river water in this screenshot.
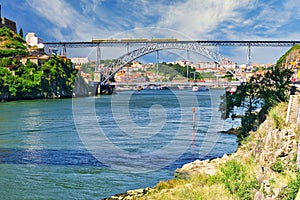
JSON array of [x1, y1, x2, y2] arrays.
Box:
[[0, 88, 238, 199]]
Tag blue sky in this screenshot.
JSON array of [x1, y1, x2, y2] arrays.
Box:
[[2, 0, 300, 64]]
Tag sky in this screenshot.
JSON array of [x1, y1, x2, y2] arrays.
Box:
[[2, 0, 300, 64]]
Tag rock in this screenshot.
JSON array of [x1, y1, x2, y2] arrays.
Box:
[[254, 191, 266, 200]]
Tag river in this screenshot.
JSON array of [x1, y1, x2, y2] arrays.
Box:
[[0, 88, 238, 199]]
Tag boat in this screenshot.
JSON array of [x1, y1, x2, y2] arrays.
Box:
[[192, 86, 199, 92], [192, 85, 209, 92]]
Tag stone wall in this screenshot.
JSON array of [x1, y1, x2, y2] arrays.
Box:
[[0, 17, 17, 33]]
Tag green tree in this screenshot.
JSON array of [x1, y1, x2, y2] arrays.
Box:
[[221, 66, 293, 143], [18, 28, 23, 38]]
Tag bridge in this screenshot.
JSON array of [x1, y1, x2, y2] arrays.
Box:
[[44, 40, 300, 93]]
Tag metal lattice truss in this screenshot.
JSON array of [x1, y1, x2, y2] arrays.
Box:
[[100, 42, 236, 85]]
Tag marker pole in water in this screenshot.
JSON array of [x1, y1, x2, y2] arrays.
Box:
[[192, 107, 196, 128], [191, 107, 196, 154]]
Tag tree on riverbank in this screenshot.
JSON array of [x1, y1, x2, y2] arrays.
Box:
[[221, 65, 293, 142]]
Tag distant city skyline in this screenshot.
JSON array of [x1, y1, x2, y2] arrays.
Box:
[[2, 0, 300, 64]]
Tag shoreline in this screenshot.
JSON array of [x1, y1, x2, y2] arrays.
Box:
[[103, 106, 300, 199], [102, 128, 238, 200]]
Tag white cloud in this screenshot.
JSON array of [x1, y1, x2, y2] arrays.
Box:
[[25, 0, 75, 28], [156, 0, 258, 39], [80, 0, 105, 14], [23, 0, 300, 63]]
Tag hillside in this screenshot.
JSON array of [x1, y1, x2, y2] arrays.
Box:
[[0, 27, 85, 101], [276, 44, 300, 67], [0, 26, 27, 57]]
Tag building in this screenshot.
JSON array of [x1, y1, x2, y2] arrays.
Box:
[[26, 32, 44, 48], [25, 32, 54, 55], [20, 55, 50, 66], [70, 57, 89, 65], [0, 5, 17, 33]]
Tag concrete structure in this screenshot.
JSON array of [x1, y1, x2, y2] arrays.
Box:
[[0, 5, 17, 33]]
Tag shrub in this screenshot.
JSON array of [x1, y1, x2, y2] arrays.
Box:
[[279, 172, 300, 200], [270, 160, 284, 173], [269, 103, 287, 129], [217, 159, 258, 200]]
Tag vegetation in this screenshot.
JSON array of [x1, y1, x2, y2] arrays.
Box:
[[220, 65, 293, 143], [142, 159, 258, 200], [276, 44, 300, 66], [270, 159, 285, 173], [215, 159, 258, 199], [0, 56, 78, 100], [279, 172, 300, 200], [0, 27, 78, 101], [163, 62, 204, 81]]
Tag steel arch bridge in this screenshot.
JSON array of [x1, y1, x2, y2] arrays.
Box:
[[99, 42, 235, 85]]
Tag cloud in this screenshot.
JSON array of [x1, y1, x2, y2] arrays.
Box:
[[22, 0, 300, 64], [156, 0, 258, 39], [80, 0, 105, 14]]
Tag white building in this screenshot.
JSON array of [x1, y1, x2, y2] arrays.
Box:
[[26, 32, 44, 48], [70, 57, 89, 65], [25, 32, 53, 55]]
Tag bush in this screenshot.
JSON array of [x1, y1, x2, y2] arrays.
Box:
[[0, 49, 28, 57], [270, 160, 284, 173], [0, 27, 13, 37], [279, 172, 300, 200], [4, 40, 26, 49], [269, 103, 287, 129], [217, 159, 258, 200]]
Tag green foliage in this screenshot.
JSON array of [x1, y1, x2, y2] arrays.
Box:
[[164, 63, 199, 79], [276, 44, 300, 66], [269, 104, 286, 129], [4, 40, 26, 49], [0, 27, 13, 37], [18, 28, 23, 38], [216, 159, 258, 200], [0, 27, 27, 58], [270, 159, 284, 173], [221, 66, 293, 143], [0, 55, 78, 100], [0, 49, 28, 57], [279, 172, 300, 200]]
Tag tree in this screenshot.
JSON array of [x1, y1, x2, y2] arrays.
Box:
[[18, 28, 23, 38], [221, 66, 293, 143]]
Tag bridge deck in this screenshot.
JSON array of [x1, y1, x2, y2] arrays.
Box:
[[44, 40, 300, 48]]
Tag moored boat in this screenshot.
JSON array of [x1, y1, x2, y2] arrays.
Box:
[[192, 85, 209, 91]]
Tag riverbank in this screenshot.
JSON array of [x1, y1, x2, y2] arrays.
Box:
[[104, 103, 300, 199]]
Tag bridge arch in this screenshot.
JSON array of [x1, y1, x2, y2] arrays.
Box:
[[100, 42, 235, 85]]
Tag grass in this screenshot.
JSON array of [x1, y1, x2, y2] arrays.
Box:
[[279, 172, 300, 200], [268, 102, 288, 130], [143, 175, 236, 200]]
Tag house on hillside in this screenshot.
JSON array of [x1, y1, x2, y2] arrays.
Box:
[[20, 55, 50, 66]]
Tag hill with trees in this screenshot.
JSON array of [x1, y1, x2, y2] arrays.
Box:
[[0, 27, 81, 101]]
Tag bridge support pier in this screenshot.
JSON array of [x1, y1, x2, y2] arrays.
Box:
[[95, 84, 115, 95]]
